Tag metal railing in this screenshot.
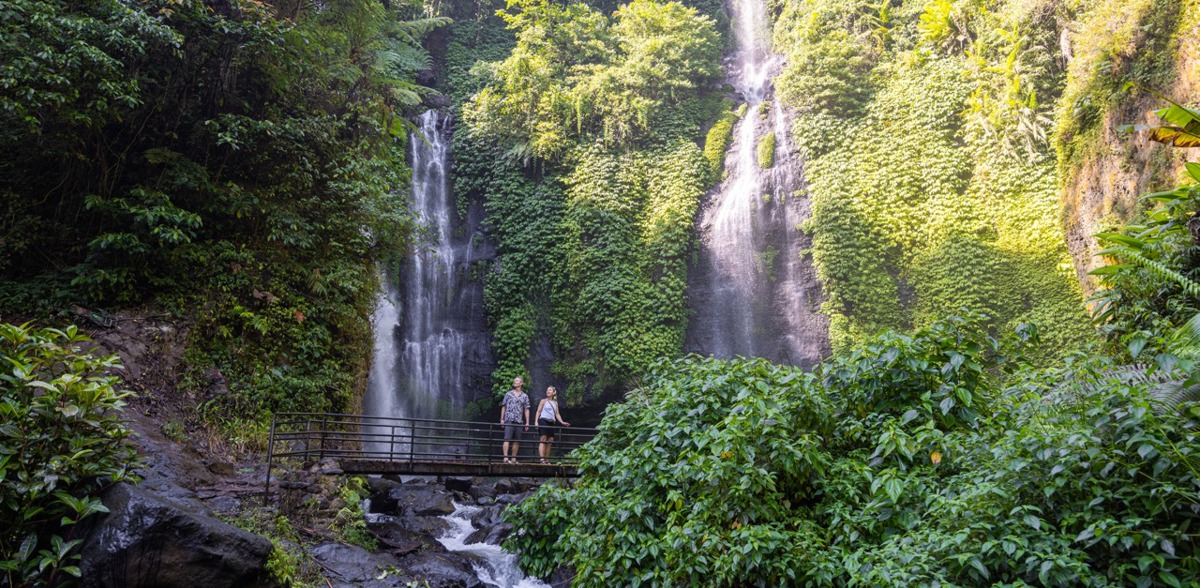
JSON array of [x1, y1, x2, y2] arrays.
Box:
[[264, 413, 598, 502]]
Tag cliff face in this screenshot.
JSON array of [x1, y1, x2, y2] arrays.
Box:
[[1057, 0, 1200, 296]]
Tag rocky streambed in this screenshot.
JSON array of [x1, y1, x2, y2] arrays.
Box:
[[73, 469, 568, 588], [315, 475, 571, 588]]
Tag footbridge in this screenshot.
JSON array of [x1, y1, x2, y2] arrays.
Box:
[[264, 413, 599, 501]]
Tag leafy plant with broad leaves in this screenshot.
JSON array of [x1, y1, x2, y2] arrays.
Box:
[[507, 314, 1200, 586], [0, 323, 139, 587]]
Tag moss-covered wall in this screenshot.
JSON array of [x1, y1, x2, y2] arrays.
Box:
[[1055, 0, 1200, 295]]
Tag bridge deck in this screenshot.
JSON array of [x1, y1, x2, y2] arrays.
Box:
[[338, 459, 577, 478], [264, 413, 598, 502]]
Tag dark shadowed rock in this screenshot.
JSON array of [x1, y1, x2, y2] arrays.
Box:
[[467, 482, 497, 503], [398, 551, 485, 588], [464, 523, 512, 546], [495, 491, 530, 506], [549, 564, 577, 588], [369, 519, 446, 557], [313, 543, 483, 588], [444, 477, 472, 493], [468, 505, 503, 528], [393, 515, 452, 536], [311, 542, 404, 588], [78, 483, 276, 588], [384, 484, 457, 517]]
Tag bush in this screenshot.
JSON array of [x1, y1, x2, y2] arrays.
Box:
[[757, 132, 775, 169], [507, 315, 1200, 586], [703, 110, 739, 181], [0, 323, 138, 587]]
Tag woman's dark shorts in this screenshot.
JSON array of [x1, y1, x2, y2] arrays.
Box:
[[538, 418, 558, 439], [504, 423, 523, 440]]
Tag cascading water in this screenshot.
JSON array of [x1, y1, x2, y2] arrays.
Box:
[[365, 110, 495, 437], [685, 0, 829, 366], [438, 503, 550, 588]]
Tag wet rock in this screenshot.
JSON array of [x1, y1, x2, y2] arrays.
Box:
[[313, 543, 482, 588], [467, 483, 496, 503], [398, 551, 485, 588], [382, 484, 457, 517], [369, 520, 446, 557], [393, 515, 452, 537], [495, 491, 531, 506], [311, 542, 403, 588], [444, 477, 472, 493], [468, 505, 503, 528], [464, 523, 512, 546], [208, 461, 236, 476], [78, 483, 275, 588]]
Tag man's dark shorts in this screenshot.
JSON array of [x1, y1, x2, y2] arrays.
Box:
[[504, 423, 523, 441]]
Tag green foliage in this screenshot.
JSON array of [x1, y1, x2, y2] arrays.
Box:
[[1053, 0, 1197, 173], [775, 0, 1091, 355], [756, 131, 776, 169], [703, 108, 739, 181], [0, 0, 442, 415], [0, 323, 139, 587], [508, 315, 1200, 586], [332, 477, 378, 550], [463, 0, 721, 159], [453, 0, 720, 399], [1089, 108, 1200, 364]]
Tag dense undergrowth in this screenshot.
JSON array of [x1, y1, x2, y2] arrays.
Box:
[[0, 0, 443, 423], [448, 0, 727, 400], [506, 100, 1200, 585], [508, 318, 1200, 586]]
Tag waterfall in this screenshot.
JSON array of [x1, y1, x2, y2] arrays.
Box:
[[685, 0, 829, 367], [365, 110, 495, 435]]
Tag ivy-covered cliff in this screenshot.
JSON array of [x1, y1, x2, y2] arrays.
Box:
[[1054, 0, 1200, 294]]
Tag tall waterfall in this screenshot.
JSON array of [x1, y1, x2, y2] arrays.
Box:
[[685, 0, 829, 366], [365, 110, 494, 426]]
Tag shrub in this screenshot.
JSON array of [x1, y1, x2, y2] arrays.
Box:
[[703, 109, 740, 182], [506, 315, 1200, 586], [0, 323, 138, 587], [757, 131, 775, 169]]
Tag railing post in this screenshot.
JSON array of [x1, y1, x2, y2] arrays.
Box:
[[389, 425, 396, 462], [305, 419, 312, 458], [263, 413, 277, 506], [318, 418, 326, 461], [408, 420, 415, 466]]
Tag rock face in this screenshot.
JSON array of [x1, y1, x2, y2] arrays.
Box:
[[1057, 2, 1200, 295], [78, 483, 276, 588]]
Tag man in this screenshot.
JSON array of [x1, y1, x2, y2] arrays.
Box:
[[500, 376, 530, 464]]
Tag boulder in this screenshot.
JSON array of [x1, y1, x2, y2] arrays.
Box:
[[78, 483, 276, 588], [444, 477, 472, 493], [494, 491, 530, 506], [369, 520, 446, 557], [382, 484, 458, 517], [467, 483, 496, 503], [398, 551, 485, 588], [463, 523, 512, 546], [468, 505, 503, 529], [313, 543, 483, 588], [393, 515, 452, 537], [311, 542, 403, 588]]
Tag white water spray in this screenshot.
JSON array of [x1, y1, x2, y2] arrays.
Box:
[[686, 0, 828, 365]]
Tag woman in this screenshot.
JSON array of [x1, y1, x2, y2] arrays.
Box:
[[536, 386, 570, 464]]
